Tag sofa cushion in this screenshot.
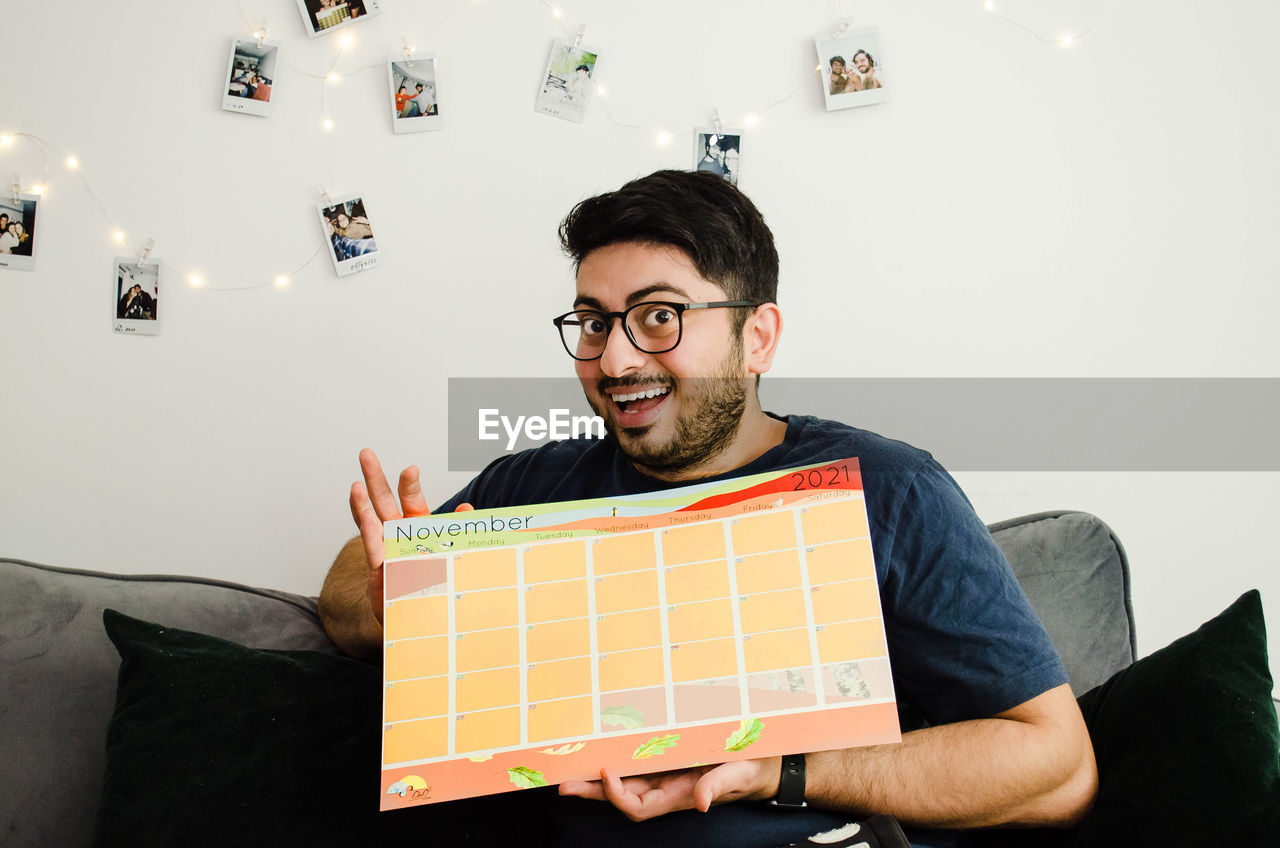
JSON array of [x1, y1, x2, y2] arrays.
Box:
[[974, 590, 1279, 847], [987, 511, 1135, 695], [93, 609, 545, 846], [0, 559, 338, 847]]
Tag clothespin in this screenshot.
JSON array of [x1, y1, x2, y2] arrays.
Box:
[[401, 37, 415, 68], [138, 238, 156, 266], [836, 18, 852, 35], [10, 173, 19, 205], [317, 184, 334, 209], [574, 24, 585, 48], [711, 108, 723, 137], [255, 20, 268, 48]]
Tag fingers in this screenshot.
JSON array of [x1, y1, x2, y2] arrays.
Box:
[[358, 448, 401, 522], [349, 480, 387, 623], [557, 778, 606, 801], [397, 465, 431, 517]]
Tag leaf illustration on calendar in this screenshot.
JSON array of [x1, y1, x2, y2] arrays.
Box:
[[600, 705, 644, 730], [723, 718, 764, 752], [507, 766, 548, 788], [540, 742, 586, 755], [632, 734, 680, 759]]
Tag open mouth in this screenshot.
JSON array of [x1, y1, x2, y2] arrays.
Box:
[[607, 385, 672, 419]]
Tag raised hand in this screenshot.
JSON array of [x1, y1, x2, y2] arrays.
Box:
[[348, 448, 470, 624]]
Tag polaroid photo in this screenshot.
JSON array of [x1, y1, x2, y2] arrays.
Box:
[[693, 128, 743, 186], [816, 26, 889, 111], [222, 38, 280, 117], [535, 39, 600, 123], [295, 0, 381, 39], [318, 193, 379, 277], [113, 258, 161, 336], [388, 55, 442, 134], [0, 193, 39, 272]]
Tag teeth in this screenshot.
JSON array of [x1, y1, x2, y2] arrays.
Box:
[[609, 386, 671, 403]]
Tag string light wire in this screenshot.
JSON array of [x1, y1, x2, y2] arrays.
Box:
[[2, 1, 1090, 293]]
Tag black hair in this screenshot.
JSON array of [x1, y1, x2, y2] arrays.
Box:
[[829, 56, 846, 68], [558, 170, 778, 326], [852, 49, 875, 68], [575, 64, 590, 73]]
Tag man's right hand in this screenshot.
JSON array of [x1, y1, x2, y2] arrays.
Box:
[[320, 449, 471, 658]]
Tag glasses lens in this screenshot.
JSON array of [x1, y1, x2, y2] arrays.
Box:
[[560, 311, 610, 359], [626, 303, 682, 353]]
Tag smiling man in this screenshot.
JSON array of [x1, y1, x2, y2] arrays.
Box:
[[319, 170, 1096, 848]]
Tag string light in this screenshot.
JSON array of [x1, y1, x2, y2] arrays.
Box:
[[8, 0, 1097, 300], [983, 2, 1091, 46]]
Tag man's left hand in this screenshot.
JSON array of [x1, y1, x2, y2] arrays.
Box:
[[558, 757, 781, 821]]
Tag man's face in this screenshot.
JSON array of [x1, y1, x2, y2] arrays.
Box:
[[831, 60, 845, 76], [854, 52, 871, 73], [724, 148, 740, 173], [572, 242, 751, 474], [416, 85, 424, 93]]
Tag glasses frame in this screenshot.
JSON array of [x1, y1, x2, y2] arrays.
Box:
[[551, 300, 761, 361]]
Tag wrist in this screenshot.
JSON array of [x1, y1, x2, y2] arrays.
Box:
[[749, 756, 783, 801]]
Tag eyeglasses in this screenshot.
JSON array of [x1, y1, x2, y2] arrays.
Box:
[[552, 300, 760, 361]]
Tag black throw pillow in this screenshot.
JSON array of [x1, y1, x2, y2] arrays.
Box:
[[94, 609, 550, 847]]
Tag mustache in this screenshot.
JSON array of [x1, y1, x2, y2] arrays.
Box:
[[597, 375, 675, 394]]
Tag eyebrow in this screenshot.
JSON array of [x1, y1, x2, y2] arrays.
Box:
[[573, 282, 694, 311]]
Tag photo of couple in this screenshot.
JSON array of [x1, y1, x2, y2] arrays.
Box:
[[318, 195, 379, 277], [389, 57, 442, 133], [816, 26, 889, 111]]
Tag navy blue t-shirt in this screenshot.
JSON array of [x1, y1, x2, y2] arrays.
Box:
[[435, 414, 1067, 848]]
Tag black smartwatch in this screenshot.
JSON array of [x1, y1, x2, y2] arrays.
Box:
[[767, 753, 807, 808]]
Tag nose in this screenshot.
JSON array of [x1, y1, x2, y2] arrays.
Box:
[[597, 317, 647, 377]]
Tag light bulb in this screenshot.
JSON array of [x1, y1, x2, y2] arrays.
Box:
[[30, 184, 43, 195], [275, 275, 289, 287], [984, 1, 994, 10], [552, 7, 562, 18], [340, 33, 353, 48], [655, 131, 673, 147], [66, 156, 79, 169], [0, 134, 12, 146], [744, 114, 759, 128], [1060, 33, 1075, 47], [113, 231, 125, 243], [188, 274, 203, 287], [323, 118, 335, 131], [596, 85, 606, 96], [327, 72, 340, 82]]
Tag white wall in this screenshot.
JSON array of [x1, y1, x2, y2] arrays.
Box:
[[1, 1, 1276, 686]]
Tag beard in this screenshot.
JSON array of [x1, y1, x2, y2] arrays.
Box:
[[586, 346, 751, 475]]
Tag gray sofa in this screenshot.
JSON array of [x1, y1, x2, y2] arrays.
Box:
[[1, 510, 1137, 846]]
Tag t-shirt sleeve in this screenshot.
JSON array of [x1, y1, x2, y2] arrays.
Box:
[[879, 460, 1068, 726]]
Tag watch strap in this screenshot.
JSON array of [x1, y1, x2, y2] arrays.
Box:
[[769, 753, 807, 808]]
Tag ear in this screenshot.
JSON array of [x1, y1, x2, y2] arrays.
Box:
[[742, 303, 782, 376]]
